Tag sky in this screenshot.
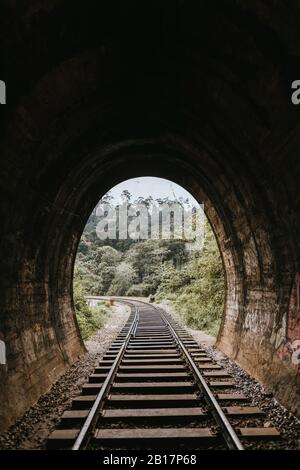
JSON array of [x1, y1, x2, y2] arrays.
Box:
[[106, 177, 199, 206]]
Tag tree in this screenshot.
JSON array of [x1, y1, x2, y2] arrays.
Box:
[[121, 189, 131, 202], [108, 261, 138, 295], [74, 195, 225, 336]]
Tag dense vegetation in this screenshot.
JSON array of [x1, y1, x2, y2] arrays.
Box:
[[74, 193, 225, 337], [73, 279, 112, 339], [155, 226, 225, 336]]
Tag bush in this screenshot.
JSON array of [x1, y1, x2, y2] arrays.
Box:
[[74, 200, 224, 338], [156, 221, 225, 336], [126, 283, 153, 297], [73, 279, 111, 339], [173, 294, 222, 336]]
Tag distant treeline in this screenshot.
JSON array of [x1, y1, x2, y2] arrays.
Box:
[[74, 193, 224, 337]]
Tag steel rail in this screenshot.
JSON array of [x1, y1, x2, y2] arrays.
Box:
[[132, 312, 139, 338], [72, 305, 139, 450], [159, 308, 244, 450]]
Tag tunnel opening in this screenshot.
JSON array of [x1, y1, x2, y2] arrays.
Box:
[[73, 176, 225, 343], [1, 138, 299, 431]]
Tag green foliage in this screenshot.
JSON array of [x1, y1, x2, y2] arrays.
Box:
[[108, 261, 138, 296], [156, 221, 225, 335], [73, 277, 111, 339], [74, 193, 224, 337], [126, 283, 154, 297]]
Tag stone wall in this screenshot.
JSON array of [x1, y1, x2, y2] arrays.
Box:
[[0, 0, 299, 431]]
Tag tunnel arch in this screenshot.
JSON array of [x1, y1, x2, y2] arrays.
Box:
[[1, 0, 300, 430]]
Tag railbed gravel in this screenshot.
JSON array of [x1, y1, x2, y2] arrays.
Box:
[[1, 301, 299, 450], [202, 344, 300, 450], [0, 303, 130, 450], [159, 302, 300, 450]]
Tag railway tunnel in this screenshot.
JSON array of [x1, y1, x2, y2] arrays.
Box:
[[0, 0, 300, 432]]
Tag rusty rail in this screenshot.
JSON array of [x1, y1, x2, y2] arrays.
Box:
[[159, 308, 244, 450], [72, 305, 139, 450]]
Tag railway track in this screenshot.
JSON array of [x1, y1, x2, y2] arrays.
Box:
[[47, 300, 280, 450]]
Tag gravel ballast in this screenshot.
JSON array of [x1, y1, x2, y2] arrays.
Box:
[[1, 300, 299, 450], [0, 302, 130, 450], [159, 301, 300, 450]]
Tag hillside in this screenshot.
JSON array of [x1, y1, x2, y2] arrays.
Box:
[[74, 194, 225, 338]]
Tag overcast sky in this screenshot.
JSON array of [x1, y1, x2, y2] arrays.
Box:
[[107, 177, 199, 206]]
